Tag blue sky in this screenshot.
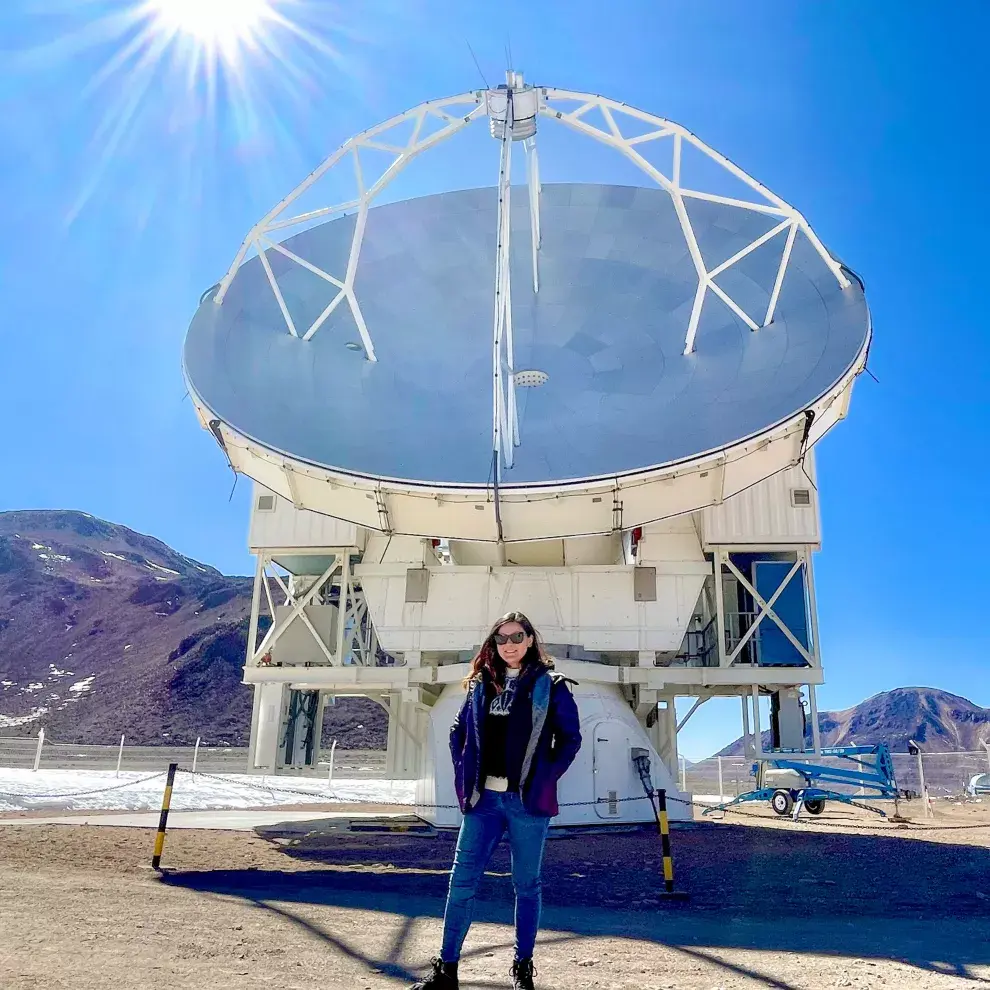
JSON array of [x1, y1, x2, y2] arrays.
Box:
[[1, 1, 988, 758]]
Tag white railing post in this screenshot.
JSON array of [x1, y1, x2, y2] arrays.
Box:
[[33, 727, 45, 772], [717, 756, 724, 802], [192, 736, 202, 773], [116, 734, 125, 777], [917, 751, 931, 819], [679, 755, 687, 792], [327, 738, 338, 792]]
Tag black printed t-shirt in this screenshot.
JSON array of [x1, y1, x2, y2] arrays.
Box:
[[481, 668, 523, 789]]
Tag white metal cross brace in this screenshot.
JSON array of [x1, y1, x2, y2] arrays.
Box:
[[676, 695, 711, 733], [344, 594, 375, 665], [723, 554, 815, 666], [259, 554, 373, 666], [333, 551, 350, 667], [539, 89, 850, 353], [213, 93, 487, 360], [252, 555, 344, 665]]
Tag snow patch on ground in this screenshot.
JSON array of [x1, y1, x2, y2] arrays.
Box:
[[100, 551, 128, 562], [0, 768, 415, 813], [38, 554, 71, 563], [147, 561, 180, 577], [23, 683, 45, 693], [68, 677, 95, 694], [0, 707, 49, 729]]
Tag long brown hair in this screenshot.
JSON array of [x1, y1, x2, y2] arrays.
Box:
[[464, 611, 552, 691]]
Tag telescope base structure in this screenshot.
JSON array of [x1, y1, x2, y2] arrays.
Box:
[[248, 680, 428, 780], [415, 679, 690, 828], [244, 666, 691, 826], [185, 77, 868, 825], [241, 457, 831, 824]]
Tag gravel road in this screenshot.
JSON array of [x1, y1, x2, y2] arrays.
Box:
[[1, 802, 988, 989]]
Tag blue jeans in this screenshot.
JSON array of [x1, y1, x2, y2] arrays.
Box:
[[440, 790, 551, 962]]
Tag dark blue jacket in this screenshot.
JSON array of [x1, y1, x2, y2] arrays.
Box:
[[449, 662, 582, 817]]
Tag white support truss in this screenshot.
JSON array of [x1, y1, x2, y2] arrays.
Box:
[[539, 89, 851, 354], [491, 88, 520, 474], [213, 93, 488, 360], [245, 550, 377, 668], [525, 136, 541, 293], [722, 554, 816, 667], [210, 80, 851, 473]]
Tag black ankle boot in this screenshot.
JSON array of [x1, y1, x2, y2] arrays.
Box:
[[511, 957, 537, 990], [409, 956, 459, 990]]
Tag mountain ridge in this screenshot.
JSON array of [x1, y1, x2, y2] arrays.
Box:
[[715, 686, 990, 757], [0, 509, 385, 747], [2, 510, 987, 758]]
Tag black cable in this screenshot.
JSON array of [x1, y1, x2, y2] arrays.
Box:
[[466, 40, 490, 90], [799, 459, 818, 493], [632, 753, 664, 836], [492, 449, 505, 543]]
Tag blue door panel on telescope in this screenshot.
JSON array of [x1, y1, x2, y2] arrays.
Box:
[[753, 562, 811, 667], [183, 183, 870, 486]]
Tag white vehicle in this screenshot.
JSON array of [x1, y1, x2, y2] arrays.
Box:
[[967, 773, 990, 797]]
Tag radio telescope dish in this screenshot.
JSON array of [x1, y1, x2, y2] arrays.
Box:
[[184, 76, 870, 543]]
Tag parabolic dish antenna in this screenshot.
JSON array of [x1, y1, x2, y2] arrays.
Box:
[[184, 75, 871, 543]]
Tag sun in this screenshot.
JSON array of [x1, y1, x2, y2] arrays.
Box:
[[145, 0, 278, 57]]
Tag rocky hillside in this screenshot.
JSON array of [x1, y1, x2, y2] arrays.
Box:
[[4, 510, 986, 760], [0, 510, 385, 747], [717, 687, 990, 756]]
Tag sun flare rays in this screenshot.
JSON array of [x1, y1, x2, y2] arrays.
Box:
[[14, 0, 365, 227], [144, 0, 276, 54]]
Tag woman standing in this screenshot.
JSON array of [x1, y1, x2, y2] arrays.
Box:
[[410, 612, 582, 990]]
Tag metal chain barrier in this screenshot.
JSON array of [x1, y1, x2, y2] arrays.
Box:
[[179, 768, 464, 808], [664, 790, 990, 833], [184, 769, 674, 812], [2, 765, 986, 835], [0, 771, 166, 801], [181, 770, 990, 830]]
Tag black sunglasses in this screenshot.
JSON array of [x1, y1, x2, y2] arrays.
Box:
[[494, 631, 527, 645]]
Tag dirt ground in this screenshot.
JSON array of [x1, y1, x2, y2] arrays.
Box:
[[1, 801, 989, 990]]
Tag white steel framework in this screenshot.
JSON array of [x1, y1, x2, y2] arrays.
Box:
[[245, 549, 379, 670], [209, 76, 851, 477], [490, 85, 519, 476], [710, 549, 818, 668]]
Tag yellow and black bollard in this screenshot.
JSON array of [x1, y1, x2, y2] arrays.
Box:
[[655, 789, 689, 900], [151, 762, 179, 872], [631, 750, 688, 901]]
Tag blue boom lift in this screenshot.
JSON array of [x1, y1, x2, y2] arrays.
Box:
[[704, 743, 900, 819]]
